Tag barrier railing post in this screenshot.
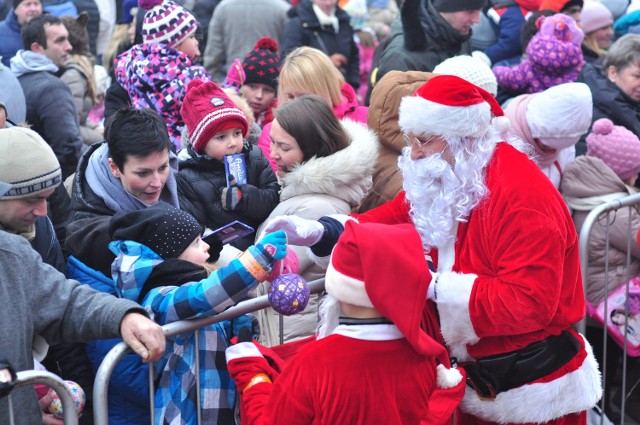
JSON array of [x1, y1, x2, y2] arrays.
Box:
[[11, 370, 80, 425]]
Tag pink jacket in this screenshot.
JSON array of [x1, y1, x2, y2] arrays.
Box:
[[258, 82, 368, 172]]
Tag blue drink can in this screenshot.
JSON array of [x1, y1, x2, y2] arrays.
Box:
[[224, 154, 247, 186]]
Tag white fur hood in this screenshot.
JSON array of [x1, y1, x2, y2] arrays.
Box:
[[278, 119, 379, 208]]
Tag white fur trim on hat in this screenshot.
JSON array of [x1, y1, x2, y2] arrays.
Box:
[[325, 260, 374, 309], [399, 96, 493, 138], [434, 271, 479, 360]]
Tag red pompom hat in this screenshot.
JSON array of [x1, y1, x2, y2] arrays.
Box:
[[181, 79, 249, 154]]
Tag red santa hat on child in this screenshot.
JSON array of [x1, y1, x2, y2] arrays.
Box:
[[399, 75, 506, 138], [325, 221, 465, 394]]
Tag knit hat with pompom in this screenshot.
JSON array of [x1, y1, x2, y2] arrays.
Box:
[[587, 118, 640, 181], [138, 0, 198, 48], [242, 37, 281, 90]]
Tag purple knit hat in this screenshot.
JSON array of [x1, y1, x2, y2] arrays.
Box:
[[587, 118, 640, 180], [139, 0, 197, 48]]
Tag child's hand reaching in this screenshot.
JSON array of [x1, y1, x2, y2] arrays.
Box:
[[256, 230, 288, 261]]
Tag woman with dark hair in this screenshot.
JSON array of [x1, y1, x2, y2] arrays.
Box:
[[65, 106, 182, 425], [254, 94, 379, 346], [70, 106, 179, 221]]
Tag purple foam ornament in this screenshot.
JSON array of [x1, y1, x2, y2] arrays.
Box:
[[268, 273, 310, 315]]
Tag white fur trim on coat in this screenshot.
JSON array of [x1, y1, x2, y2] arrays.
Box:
[[460, 335, 602, 423], [399, 97, 492, 138], [435, 271, 479, 360], [225, 342, 263, 362]]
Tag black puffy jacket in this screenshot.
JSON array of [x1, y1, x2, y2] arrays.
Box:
[[177, 142, 280, 250], [280, 0, 360, 90]]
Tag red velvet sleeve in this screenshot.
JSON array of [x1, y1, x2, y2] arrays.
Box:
[[352, 191, 411, 224]]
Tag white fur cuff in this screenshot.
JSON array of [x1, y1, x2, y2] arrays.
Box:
[[436, 271, 479, 352]]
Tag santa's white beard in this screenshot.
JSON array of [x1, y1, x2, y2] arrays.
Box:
[[399, 137, 495, 251], [316, 294, 340, 340]]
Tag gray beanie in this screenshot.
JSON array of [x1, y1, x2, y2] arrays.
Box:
[[0, 127, 61, 199], [433, 0, 487, 12]]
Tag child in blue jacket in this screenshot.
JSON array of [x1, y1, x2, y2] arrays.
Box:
[[108, 204, 286, 425]]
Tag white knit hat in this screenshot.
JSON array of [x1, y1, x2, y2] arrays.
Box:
[[526, 82, 593, 150], [433, 55, 498, 97], [0, 127, 61, 199]]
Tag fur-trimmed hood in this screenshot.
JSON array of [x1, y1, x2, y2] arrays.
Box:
[[278, 119, 378, 208]]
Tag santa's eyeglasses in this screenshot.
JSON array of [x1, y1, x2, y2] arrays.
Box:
[[403, 133, 440, 150]]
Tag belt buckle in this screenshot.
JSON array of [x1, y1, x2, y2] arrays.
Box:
[[467, 377, 497, 400]]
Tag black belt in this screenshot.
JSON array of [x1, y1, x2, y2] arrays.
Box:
[[459, 330, 580, 399]]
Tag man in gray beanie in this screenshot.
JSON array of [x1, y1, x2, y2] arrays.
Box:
[[0, 126, 166, 425], [369, 0, 486, 97]]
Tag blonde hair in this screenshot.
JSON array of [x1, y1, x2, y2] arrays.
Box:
[[278, 46, 344, 107], [103, 24, 132, 75], [583, 32, 606, 58]]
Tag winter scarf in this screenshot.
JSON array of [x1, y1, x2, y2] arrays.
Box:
[[506, 94, 559, 168], [84, 143, 180, 212]]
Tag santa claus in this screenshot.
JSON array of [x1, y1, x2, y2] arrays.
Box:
[[264, 75, 602, 424]]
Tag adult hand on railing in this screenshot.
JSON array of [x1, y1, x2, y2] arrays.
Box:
[[261, 216, 324, 247], [120, 312, 166, 362]]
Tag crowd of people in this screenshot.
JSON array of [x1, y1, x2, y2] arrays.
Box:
[[1, 0, 640, 424]]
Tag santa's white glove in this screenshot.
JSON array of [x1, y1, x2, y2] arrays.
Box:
[[471, 50, 492, 67], [261, 215, 324, 247], [427, 272, 440, 301]]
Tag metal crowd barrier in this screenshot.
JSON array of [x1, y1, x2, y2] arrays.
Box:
[[93, 278, 325, 425], [5, 369, 80, 425], [578, 192, 640, 425]]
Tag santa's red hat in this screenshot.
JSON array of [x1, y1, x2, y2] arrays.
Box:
[[399, 75, 506, 138], [325, 221, 464, 391]]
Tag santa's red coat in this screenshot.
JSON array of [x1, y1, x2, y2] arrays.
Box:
[[354, 143, 601, 424]]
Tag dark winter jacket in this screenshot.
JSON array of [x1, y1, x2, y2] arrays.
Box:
[[280, 0, 360, 89], [177, 142, 280, 250], [375, 0, 472, 83], [11, 50, 83, 179], [576, 63, 640, 156], [66, 232, 151, 425], [0, 9, 22, 66], [483, 5, 527, 65], [24, 216, 97, 425]]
